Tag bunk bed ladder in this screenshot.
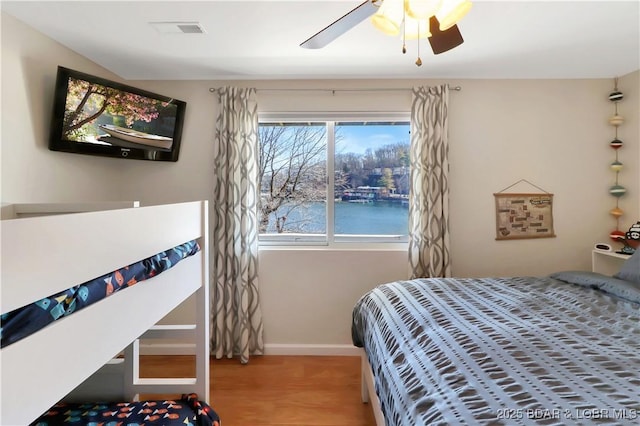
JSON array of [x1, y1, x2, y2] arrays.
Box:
[[124, 203, 210, 403], [123, 281, 210, 402]]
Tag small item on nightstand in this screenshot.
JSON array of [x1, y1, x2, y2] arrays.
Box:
[[595, 243, 612, 251], [619, 245, 635, 255]]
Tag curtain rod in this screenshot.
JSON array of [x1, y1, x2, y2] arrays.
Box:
[[208, 85, 461, 93]]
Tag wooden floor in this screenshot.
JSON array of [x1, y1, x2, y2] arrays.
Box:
[[140, 355, 377, 426]]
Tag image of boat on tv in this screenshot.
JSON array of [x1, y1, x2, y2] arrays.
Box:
[[98, 124, 173, 150], [65, 120, 174, 151]]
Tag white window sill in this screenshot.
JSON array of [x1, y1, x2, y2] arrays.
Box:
[[258, 242, 408, 251]]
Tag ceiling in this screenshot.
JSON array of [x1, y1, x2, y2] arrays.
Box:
[[2, 0, 639, 81]]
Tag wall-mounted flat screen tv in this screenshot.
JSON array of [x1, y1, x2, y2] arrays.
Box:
[[49, 66, 186, 162]]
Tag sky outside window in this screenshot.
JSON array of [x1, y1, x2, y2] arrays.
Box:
[[335, 122, 410, 155]]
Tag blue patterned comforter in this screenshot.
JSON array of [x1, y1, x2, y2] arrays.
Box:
[[352, 273, 640, 425], [1, 240, 200, 348]]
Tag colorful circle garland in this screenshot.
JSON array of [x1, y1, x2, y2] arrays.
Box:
[[608, 78, 626, 243]]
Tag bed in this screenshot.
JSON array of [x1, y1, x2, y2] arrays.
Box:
[[352, 252, 640, 425], [0, 201, 216, 425]]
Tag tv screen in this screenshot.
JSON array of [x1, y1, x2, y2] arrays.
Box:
[[48, 66, 186, 162]]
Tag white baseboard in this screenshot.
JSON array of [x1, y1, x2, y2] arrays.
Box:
[[138, 343, 360, 356], [263, 343, 360, 356]]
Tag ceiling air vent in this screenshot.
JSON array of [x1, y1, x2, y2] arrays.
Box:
[[177, 24, 204, 34], [150, 21, 206, 34]]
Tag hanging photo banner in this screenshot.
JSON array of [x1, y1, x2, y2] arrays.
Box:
[[494, 192, 556, 240]]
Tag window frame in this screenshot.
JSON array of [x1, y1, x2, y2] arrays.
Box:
[[258, 111, 411, 248]]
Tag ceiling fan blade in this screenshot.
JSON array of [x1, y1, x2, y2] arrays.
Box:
[[300, 0, 378, 49], [428, 16, 464, 55]]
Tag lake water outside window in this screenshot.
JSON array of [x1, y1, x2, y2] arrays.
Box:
[[259, 119, 410, 244]]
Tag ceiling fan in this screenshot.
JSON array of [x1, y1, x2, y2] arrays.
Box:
[[300, 0, 472, 65]]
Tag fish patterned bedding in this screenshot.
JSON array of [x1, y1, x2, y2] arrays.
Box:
[[352, 268, 640, 425], [1, 240, 200, 348], [30, 393, 220, 426]]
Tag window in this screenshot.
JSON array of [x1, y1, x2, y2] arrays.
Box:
[[259, 114, 410, 245]]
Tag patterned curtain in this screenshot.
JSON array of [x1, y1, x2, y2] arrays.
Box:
[[212, 87, 264, 363], [408, 85, 451, 279]]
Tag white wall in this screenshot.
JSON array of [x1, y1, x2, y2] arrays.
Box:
[[2, 12, 639, 349], [0, 13, 128, 203], [620, 70, 639, 213], [259, 248, 408, 348]]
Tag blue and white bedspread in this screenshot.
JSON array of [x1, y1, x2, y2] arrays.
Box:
[[1, 240, 200, 348], [352, 273, 640, 425]]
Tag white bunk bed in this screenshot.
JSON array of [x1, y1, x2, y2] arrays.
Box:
[[0, 201, 211, 426]]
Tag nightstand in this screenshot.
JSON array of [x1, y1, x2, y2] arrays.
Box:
[[592, 249, 631, 275]]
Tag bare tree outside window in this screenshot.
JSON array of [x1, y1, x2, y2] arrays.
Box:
[[258, 123, 327, 234]]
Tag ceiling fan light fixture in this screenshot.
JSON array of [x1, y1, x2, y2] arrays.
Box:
[[403, 17, 431, 40], [371, 0, 404, 35], [371, 15, 401, 35], [299, 0, 470, 60], [435, 0, 472, 31], [406, 0, 443, 20]]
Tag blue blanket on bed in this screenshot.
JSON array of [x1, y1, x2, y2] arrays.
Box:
[[352, 272, 640, 425], [1, 240, 200, 348]]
